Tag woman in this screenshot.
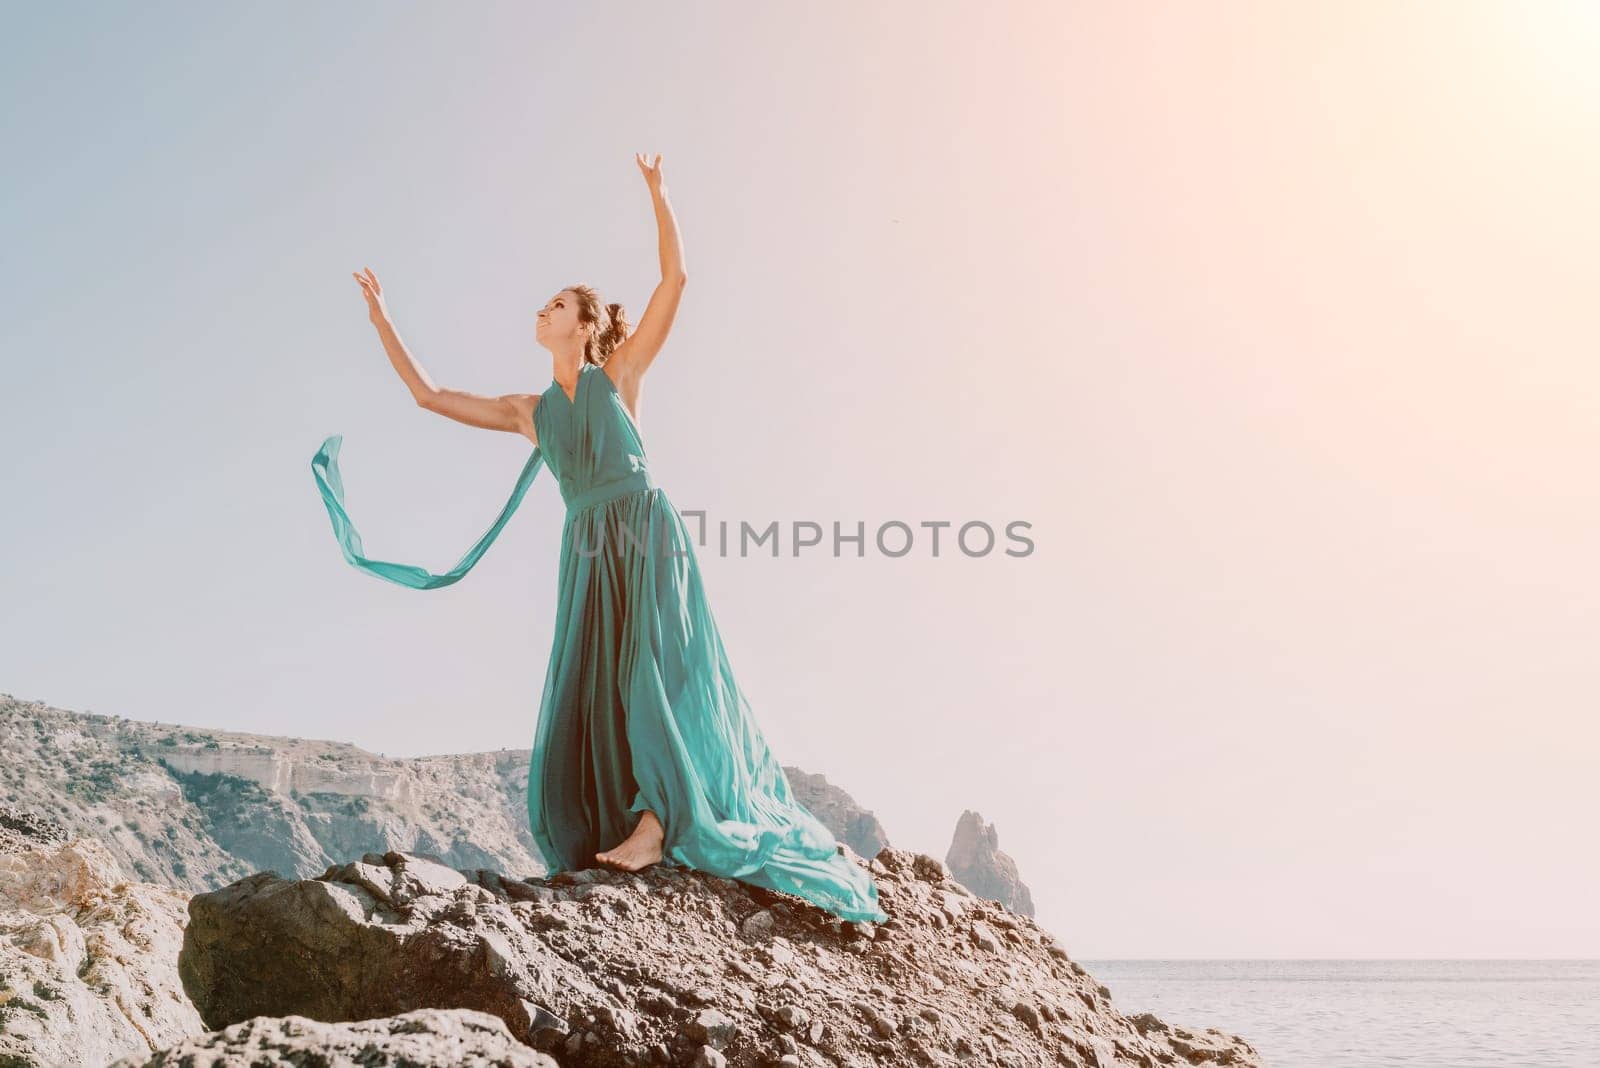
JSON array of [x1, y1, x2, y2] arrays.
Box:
[[310, 153, 887, 924]]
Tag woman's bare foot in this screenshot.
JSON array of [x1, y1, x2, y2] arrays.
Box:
[[595, 810, 664, 871]]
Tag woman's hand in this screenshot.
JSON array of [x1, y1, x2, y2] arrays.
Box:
[[634, 153, 665, 196], [352, 266, 389, 324]]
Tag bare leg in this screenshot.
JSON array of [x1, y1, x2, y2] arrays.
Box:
[[595, 809, 665, 871]]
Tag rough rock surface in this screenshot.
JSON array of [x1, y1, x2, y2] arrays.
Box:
[[0, 824, 206, 1068], [180, 847, 1259, 1067], [106, 1007, 560, 1067], [0, 803, 69, 853], [945, 810, 1036, 918]]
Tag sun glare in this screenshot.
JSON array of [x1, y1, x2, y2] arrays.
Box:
[[1500, 0, 1600, 105]]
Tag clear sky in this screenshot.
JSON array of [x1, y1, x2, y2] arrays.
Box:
[[3, 1, 1596, 958]]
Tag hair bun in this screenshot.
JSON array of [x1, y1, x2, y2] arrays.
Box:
[[566, 284, 633, 364]]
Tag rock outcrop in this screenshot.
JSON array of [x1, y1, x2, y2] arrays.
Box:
[[945, 810, 1036, 918], [106, 1008, 560, 1067], [177, 847, 1258, 1067], [0, 816, 206, 1068], [779, 767, 890, 861]]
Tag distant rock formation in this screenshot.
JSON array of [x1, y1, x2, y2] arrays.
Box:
[[0, 823, 204, 1067], [779, 766, 890, 860], [173, 847, 1258, 1067], [0, 693, 550, 891], [0, 695, 889, 897], [945, 809, 1036, 917]]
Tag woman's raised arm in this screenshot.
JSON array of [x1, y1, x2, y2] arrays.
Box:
[[606, 155, 688, 386], [352, 267, 537, 439]]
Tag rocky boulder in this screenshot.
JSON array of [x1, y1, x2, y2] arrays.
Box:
[[179, 847, 1258, 1067], [0, 826, 205, 1068]]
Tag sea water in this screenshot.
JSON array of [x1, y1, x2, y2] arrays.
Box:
[[1079, 959, 1600, 1067]]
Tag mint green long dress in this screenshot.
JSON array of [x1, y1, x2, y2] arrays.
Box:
[[310, 361, 887, 924]]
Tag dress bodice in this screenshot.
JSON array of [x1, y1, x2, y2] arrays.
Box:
[[535, 363, 653, 511]]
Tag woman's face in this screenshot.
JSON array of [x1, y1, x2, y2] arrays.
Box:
[[536, 290, 586, 347]]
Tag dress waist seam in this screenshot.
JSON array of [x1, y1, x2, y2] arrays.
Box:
[[565, 470, 656, 514]]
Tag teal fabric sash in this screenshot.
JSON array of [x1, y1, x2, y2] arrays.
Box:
[[310, 433, 544, 589]]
